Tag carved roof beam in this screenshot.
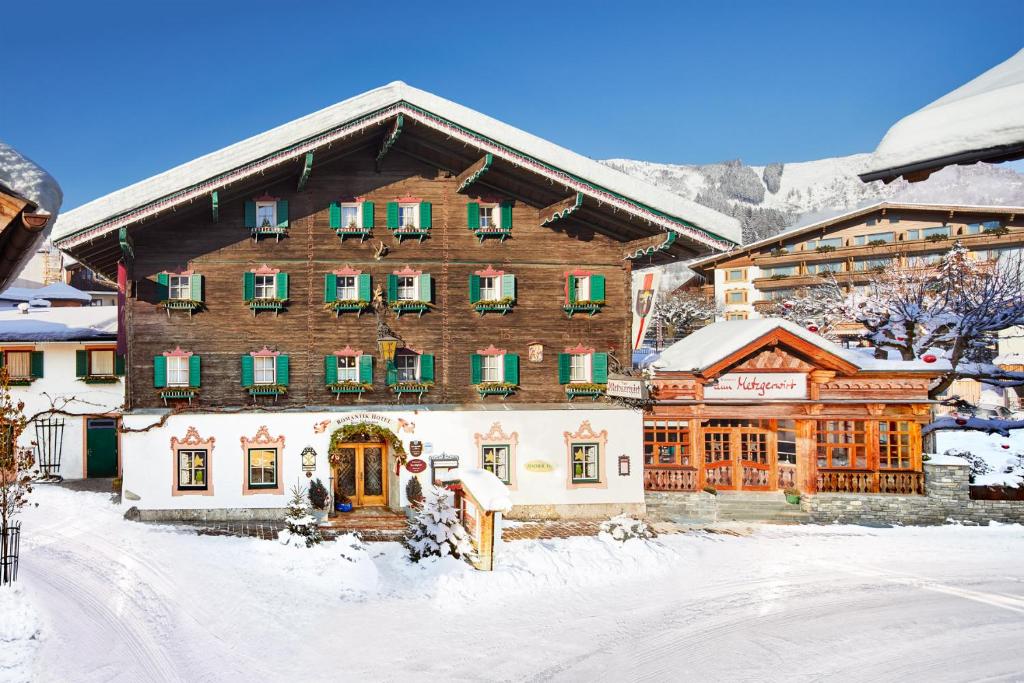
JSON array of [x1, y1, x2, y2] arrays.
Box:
[[375, 114, 404, 171], [296, 152, 314, 191]]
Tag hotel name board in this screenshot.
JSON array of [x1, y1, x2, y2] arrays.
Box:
[[704, 372, 807, 400]]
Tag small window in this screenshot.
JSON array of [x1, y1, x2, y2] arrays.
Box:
[[963, 223, 982, 235], [336, 276, 357, 301], [481, 355, 502, 383], [4, 351, 31, 379], [777, 420, 797, 465], [254, 356, 276, 385], [982, 220, 1002, 229], [854, 232, 894, 245], [922, 226, 950, 239], [168, 275, 190, 300], [725, 290, 747, 304], [90, 349, 115, 376], [178, 449, 208, 490], [904, 229, 921, 240], [248, 448, 278, 488], [337, 356, 358, 382], [807, 237, 842, 250], [255, 202, 276, 228], [569, 353, 590, 383], [398, 204, 418, 229], [254, 274, 276, 299], [571, 443, 599, 483], [807, 261, 843, 275], [866, 218, 877, 226], [724, 268, 747, 282], [479, 205, 495, 228], [396, 276, 416, 301], [573, 275, 591, 301], [764, 266, 797, 277], [481, 445, 510, 484], [396, 353, 418, 382], [167, 356, 189, 386], [725, 312, 748, 320], [888, 215, 900, 224], [479, 276, 500, 301], [340, 204, 360, 229]]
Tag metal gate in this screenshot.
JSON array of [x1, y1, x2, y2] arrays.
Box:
[[1, 522, 21, 585], [34, 417, 66, 479]]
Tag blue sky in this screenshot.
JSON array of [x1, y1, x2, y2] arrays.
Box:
[[5, 0, 1023, 209]]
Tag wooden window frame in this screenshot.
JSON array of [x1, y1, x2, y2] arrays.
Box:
[[255, 201, 277, 228], [569, 352, 592, 384], [89, 348, 116, 376], [723, 268, 748, 283], [564, 421, 608, 489], [340, 202, 361, 230], [571, 443, 600, 484], [481, 444, 511, 484], [475, 422, 518, 490], [877, 420, 916, 470], [253, 355, 277, 386], [3, 350, 32, 379], [724, 312, 749, 321], [398, 203, 419, 229], [395, 351, 420, 382], [815, 420, 868, 469], [170, 426, 215, 497], [166, 355, 189, 387], [644, 419, 692, 468], [167, 274, 191, 300], [336, 355, 358, 383], [254, 273, 276, 300], [725, 289, 748, 304]]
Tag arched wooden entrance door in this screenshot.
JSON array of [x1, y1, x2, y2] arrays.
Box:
[[702, 419, 777, 491], [332, 443, 388, 507]]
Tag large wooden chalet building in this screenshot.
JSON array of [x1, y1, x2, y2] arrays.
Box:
[[51, 82, 739, 520]]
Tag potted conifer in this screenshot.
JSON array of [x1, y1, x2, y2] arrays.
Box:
[[308, 478, 329, 522]]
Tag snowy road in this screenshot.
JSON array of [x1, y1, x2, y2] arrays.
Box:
[[9, 488, 1024, 682]]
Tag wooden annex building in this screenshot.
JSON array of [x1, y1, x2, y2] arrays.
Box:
[[644, 320, 943, 496]]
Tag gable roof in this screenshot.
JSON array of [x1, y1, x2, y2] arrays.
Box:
[[861, 48, 1024, 183], [52, 82, 739, 251], [652, 319, 945, 375]]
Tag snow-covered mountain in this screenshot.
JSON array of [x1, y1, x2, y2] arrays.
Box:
[[604, 154, 1024, 243]]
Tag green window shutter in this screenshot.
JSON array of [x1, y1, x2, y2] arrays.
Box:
[[276, 355, 290, 386], [115, 353, 126, 376], [244, 200, 256, 228], [153, 355, 167, 388], [470, 354, 482, 384], [503, 354, 519, 385], [358, 355, 373, 384], [156, 273, 169, 301], [566, 274, 577, 303], [243, 272, 255, 301], [324, 355, 337, 385], [30, 351, 44, 379], [386, 202, 399, 229], [190, 274, 203, 302], [419, 354, 435, 383], [76, 350, 87, 378], [419, 202, 432, 229], [590, 275, 606, 302], [501, 274, 516, 301], [362, 201, 375, 228], [276, 272, 289, 300], [558, 353, 571, 384], [385, 361, 397, 386], [467, 202, 480, 230], [386, 274, 398, 302], [189, 355, 201, 388], [592, 353, 608, 384], [419, 274, 432, 303], [0, 354, 4, 370], [468, 274, 481, 303], [324, 274, 337, 303], [500, 201, 513, 229], [329, 201, 341, 229], [241, 355, 254, 387], [276, 199, 289, 228], [357, 274, 371, 302]]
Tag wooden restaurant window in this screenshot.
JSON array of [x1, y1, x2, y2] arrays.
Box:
[[878, 420, 913, 469], [643, 419, 691, 467], [816, 420, 867, 469], [178, 449, 208, 490]]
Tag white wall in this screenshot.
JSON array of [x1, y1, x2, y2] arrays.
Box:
[[9, 342, 124, 479], [120, 407, 643, 513], [714, 266, 762, 320]]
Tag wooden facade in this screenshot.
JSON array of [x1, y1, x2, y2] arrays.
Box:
[[645, 323, 940, 495]]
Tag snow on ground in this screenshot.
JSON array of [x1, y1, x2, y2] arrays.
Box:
[[0, 586, 42, 682], [934, 429, 1024, 486], [7, 486, 1024, 682]]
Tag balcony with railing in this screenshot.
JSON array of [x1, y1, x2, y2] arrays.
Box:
[[816, 469, 924, 495]]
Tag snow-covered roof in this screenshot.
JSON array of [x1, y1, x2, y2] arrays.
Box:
[[688, 201, 1024, 269], [653, 319, 947, 374], [0, 142, 63, 289], [861, 49, 1024, 182], [442, 468, 513, 512], [0, 306, 116, 342], [53, 82, 740, 250], [0, 282, 92, 303]]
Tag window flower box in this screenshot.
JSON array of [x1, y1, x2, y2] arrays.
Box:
[[983, 226, 1010, 236], [329, 381, 372, 396], [248, 298, 286, 316], [770, 248, 788, 256], [477, 382, 518, 399], [474, 226, 512, 243], [566, 383, 607, 401], [335, 224, 373, 242], [323, 300, 371, 317], [82, 375, 120, 384], [389, 300, 432, 318], [250, 224, 288, 241], [867, 239, 888, 247], [7, 378, 35, 386], [391, 381, 433, 402], [160, 299, 203, 317], [391, 225, 431, 243], [769, 274, 790, 280], [815, 245, 837, 253], [925, 234, 949, 243], [473, 298, 515, 316], [159, 387, 199, 405], [563, 300, 605, 317], [247, 384, 288, 397]]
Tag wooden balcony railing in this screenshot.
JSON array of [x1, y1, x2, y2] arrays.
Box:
[[644, 467, 698, 492], [878, 471, 925, 495], [816, 469, 924, 495], [777, 464, 797, 489]]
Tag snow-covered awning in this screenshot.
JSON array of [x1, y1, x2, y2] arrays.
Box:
[[860, 49, 1024, 183]]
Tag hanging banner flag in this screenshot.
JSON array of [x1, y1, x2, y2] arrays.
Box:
[[631, 268, 661, 350], [116, 261, 127, 355]]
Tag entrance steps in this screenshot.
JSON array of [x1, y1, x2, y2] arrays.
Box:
[[321, 506, 408, 542]]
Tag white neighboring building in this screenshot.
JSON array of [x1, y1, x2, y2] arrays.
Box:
[[0, 306, 123, 479]]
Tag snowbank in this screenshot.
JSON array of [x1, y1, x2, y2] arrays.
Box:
[[0, 585, 42, 681], [933, 430, 1024, 486], [446, 467, 513, 511]]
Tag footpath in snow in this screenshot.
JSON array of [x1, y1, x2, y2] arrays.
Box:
[[4, 486, 1024, 682]]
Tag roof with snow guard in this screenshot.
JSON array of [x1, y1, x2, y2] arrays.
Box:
[[861, 48, 1024, 183], [0, 306, 116, 342], [0, 142, 63, 290], [0, 282, 92, 303], [652, 319, 948, 376], [53, 81, 739, 269], [688, 201, 1024, 270]]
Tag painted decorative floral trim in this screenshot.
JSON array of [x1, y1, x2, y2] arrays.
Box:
[[246, 384, 288, 395], [160, 299, 202, 309], [328, 381, 373, 393]]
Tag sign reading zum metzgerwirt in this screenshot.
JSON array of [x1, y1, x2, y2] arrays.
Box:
[[607, 374, 649, 400]]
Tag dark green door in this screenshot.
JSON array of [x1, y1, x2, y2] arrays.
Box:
[[86, 418, 118, 477]]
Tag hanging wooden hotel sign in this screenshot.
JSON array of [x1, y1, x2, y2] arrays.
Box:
[[607, 374, 649, 400], [704, 372, 807, 400], [406, 458, 427, 473], [409, 440, 423, 457]]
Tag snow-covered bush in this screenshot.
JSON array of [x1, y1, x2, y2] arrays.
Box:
[[599, 515, 654, 543], [279, 485, 324, 548], [407, 485, 473, 562], [943, 448, 994, 483]]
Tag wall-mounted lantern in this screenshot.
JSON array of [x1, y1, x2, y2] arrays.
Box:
[[618, 454, 630, 477], [376, 319, 403, 363], [301, 446, 317, 475]]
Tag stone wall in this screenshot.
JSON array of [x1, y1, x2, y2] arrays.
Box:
[[806, 463, 1024, 526], [644, 491, 717, 523]]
